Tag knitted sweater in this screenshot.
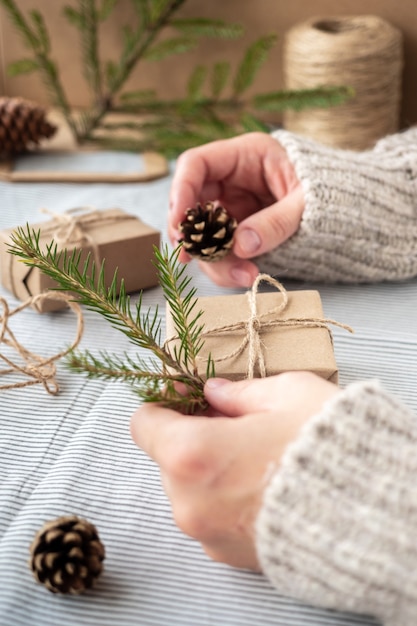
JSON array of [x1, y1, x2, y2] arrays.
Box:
[[255, 130, 417, 625], [257, 127, 417, 282]]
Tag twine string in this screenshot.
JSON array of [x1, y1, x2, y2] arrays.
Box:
[[168, 274, 353, 379], [8, 206, 137, 297], [283, 15, 403, 150], [0, 291, 84, 394]]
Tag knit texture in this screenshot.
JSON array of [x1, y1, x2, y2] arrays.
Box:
[[256, 380, 417, 625], [256, 128, 417, 283]]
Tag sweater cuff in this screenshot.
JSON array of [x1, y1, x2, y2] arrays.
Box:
[[254, 129, 417, 283], [255, 380, 417, 624]]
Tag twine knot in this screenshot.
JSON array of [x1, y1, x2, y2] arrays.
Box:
[[198, 274, 353, 379]]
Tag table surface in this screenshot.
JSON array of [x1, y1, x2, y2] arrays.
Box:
[[1, 151, 416, 626]]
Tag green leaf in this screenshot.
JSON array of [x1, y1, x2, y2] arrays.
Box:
[[99, 0, 118, 20], [171, 18, 244, 39], [144, 37, 198, 61], [121, 24, 137, 55], [105, 59, 118, 87], [239, 112, 269, 132], [253, 85, 354, 112], [63, 5, 85, 29], [119, 88, 157, 102], [130, 0, 149, 26], [233, 34, 277, 96], [29, 9, 50, 54], [148, 0, 171, 23], [0, 0, 39, 49], [210, 61, 230, 98], [187, 65, 207, 100], [7, 58, 39, 76]]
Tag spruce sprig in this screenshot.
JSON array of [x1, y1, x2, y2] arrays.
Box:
[[0, 0, 353, 156], [7, 227, 212, 413]]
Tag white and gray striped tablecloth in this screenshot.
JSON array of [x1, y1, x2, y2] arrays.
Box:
[[1, 151, 416, 626]]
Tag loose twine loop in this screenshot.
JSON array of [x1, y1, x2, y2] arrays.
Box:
[[0, 292, 84, 394], [167, 274, 353, 379], [282, 15, 404, 150]]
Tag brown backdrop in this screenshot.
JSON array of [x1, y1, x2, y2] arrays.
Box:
[[0, 0, 416, 128]]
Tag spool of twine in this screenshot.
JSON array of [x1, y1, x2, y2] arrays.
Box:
[[282, 15, 404, 150]]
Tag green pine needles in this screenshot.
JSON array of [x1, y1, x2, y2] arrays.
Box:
[[0, 0, 353, 156], [8, 226, 213, 414]]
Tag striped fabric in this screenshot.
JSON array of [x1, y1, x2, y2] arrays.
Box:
[[2, 151, 415, 626]]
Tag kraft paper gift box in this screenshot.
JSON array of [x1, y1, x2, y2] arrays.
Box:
[[0, 208, 161, 313], [166, 288, 341, 383]]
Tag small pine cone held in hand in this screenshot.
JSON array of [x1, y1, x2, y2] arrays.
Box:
[[29, 515, 105, 594], [179, 202, 237, 262], [0, 96, 56, 157]]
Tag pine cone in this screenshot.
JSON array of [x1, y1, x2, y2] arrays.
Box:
[[0, 96, 56, 157], [29, 515, 105, 594], [179, 201, 237, 262]]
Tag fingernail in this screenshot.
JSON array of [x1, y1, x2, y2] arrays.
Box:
[[230, 267, 252, 287], [238, 229, 261, 255], [205, 378, 229, 390]]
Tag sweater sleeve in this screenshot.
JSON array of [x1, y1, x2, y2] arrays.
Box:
[[256, 128, 417, 283], [255, 380, 417, 626]]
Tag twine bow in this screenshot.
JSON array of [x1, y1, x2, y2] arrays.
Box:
[[198, 274, 353, 379], [0, 292, 84, 394], [40, 206, 132, 270]]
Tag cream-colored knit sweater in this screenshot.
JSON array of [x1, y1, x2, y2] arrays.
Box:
[[257, 128, 417, 282], [255, 129, 417, 625]]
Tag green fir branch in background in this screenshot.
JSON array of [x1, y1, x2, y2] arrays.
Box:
[[7, 228, 212, 414], [0, 0, 354, 155]]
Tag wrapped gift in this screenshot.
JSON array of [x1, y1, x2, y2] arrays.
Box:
[[0, 207, 161, 312], [166, 278, 350, 383]]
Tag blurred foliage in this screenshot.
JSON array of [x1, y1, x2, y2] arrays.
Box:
[[1, 0, 353, 156]]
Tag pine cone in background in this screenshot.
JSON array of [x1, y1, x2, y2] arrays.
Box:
[[179, 201, 237, 262], [29, 515, 105, 594], [0, 96, 56, 157]]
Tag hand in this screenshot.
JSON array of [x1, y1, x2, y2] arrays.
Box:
[[169, 132, 304, 288], [130, 372, 340, 570]]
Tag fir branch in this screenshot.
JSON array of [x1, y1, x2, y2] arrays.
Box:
[[98, 0, 118, 20], [233, 34, 277, 96], [211, 61, 230, 99], [29, 9, 50, 54], [171, 18, 244, 39], [0, 0, 77, 135], [7, 229, 211, 413], [143, 36, 197, 61], [186, 64, 207, 101], [154, 246, 205, 377], [80, 0, 103, 99], [253, 85, 355, 112], [2, 0, 353, 152]]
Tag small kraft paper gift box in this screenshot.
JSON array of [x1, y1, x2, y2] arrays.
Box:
[[0, 207, 161, 312], [166, 276, 350, 383]]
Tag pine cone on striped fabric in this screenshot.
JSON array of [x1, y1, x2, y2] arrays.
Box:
[[0, 96, 56, 157], [179, 201, 237, 262], [29, 515, 105, 594]]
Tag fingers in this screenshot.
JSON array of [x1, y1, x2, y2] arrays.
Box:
[[130, 403, 234, 482], [204, 376, 287, 416], [204, 372, 339, 418], [168, 137, 245, 244], [233, 185, 305, 259], [197, 255, 259, 288]]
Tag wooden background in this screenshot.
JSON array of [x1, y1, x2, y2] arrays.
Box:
[[0, 0, 416, 128]]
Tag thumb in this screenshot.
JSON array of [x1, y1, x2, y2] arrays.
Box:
[[233, 186, 305, 259], [204, 377, 282, 416]]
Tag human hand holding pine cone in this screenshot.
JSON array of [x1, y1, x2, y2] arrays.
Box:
[[169, 132, 304, 287]]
